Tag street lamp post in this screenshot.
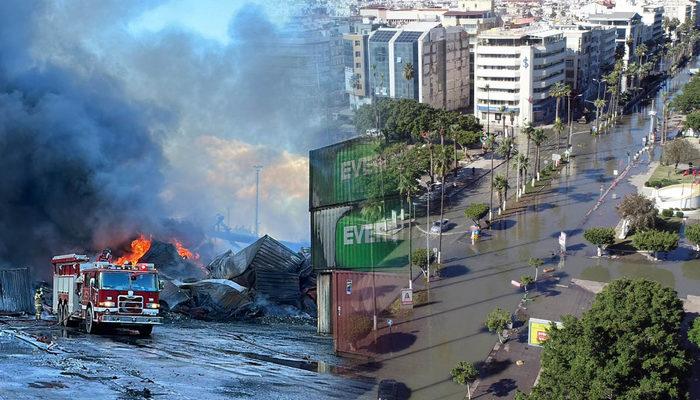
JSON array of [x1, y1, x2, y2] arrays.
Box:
[[568, 93, 584, 149], [426, 186, 430, 284], [486, 84, 494, 222]]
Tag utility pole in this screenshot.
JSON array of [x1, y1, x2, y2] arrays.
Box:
[[253, 165, 263, 237]]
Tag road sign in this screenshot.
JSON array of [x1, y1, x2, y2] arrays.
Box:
[[401, 288, 413, 307], [346, 280, 352, 295], [511, 280, 522, 288], [551, 153, 561, 161]]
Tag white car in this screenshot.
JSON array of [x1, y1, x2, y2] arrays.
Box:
[[430, 219, 450, 233]]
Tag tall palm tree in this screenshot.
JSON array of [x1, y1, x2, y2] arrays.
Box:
[[395, 149, 421, 289], [548, 82, 569, 124], [508, 110, 516, 137], [513, 153, 529, 198], [496, 137, 517, 211], [553, 118, 565, 152], [531, 128, 547, 183], [493, 175, 509, 214], [522, 122, 535, 190], [593, 98, 606, 135]]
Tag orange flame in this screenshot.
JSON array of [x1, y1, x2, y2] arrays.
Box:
[[115, 234, 152, 265], [172, 239, 199, 261]]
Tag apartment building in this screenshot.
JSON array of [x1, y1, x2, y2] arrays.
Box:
[[367, 23, 471, 111], [586, 12, 643, 91], [343, 20, 384, 109], [473, 28, 566, 126]]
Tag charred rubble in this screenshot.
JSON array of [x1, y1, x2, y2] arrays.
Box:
[[159, 235, 315, 322]]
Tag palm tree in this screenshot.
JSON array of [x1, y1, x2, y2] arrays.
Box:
[[498, 105, 507, 137], [403, 62, 414, 82], [513, 153, 529, 198], [395, 149, 421, 289], [496, 137, 516, 210], [522, 122, 534, 189], [531, 128, 547, 183], [552, 118, 565, 152], [508, 110, 516, 137], [548, 82, 569, 124], [593, 98, 606, 135], [493, 175, 509, 214], [635, 43, 648, 64]]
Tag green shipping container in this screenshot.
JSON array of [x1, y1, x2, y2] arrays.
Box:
[[311, 200, 408, 271], [309, 137, 383, 209]]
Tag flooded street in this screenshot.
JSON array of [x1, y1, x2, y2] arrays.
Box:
[[369, 59, 700, 399], [0, 319, 374, 400]]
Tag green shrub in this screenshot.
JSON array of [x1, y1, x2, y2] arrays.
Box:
[[676, 211, 684, 218], [646, 178, 678, 188], [661, 209, 674, 218]]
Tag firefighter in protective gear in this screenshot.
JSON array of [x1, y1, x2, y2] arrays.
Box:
[[34, 288, 43, 320]]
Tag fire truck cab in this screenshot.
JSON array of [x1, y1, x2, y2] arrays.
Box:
[[52, 254, 163, 336]]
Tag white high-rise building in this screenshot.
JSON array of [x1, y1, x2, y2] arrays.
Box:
[[474, 28, 566, 127]]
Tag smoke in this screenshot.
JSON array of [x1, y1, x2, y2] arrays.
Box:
[[0, 0, 341, 272]]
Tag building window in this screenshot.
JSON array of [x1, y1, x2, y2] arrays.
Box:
[[355, 51, 361, 57], [354, 40, 360, 46], [356, 62, 361, 68]]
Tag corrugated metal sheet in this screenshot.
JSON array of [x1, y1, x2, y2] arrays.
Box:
[[233, 236, 302, 288], [255, 269, 300, 305], [309, 137, 381, 209], [311, 200, 409, 271], [0, 268, 32, 313]]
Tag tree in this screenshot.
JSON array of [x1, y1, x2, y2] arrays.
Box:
[[412, 248, 433, 274], [632, 229, 679, 259], [496, 136, 516, 209], [464, 203, 489, 226], [617, 194, 657, 232], [520, 275, 534, 294], [663, 138, 700, 170], [548, 82, 569, 125], [522, 123, 535, 190], [403, 62, 414, 82], [685, 223, 700, 251], [528, 257, 543, 281], [451, 361, 478, 400], [531, 128, 547, 182], [513, 153, 529, 198], [530, 278, 689, 400], [552, 118, 565, 152], [485, 307, 511, 344], [689, 317, 700, 348], [671, 75, 700, 113], [583, 227, 616, 257], [493, 175, 509, 213], [593, 98, 606, 134], [685, 110, 700, 133]]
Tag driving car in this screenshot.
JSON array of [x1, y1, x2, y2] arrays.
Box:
[[430, 219, 449, 233]]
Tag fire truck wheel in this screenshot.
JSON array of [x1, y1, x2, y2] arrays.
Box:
[[136, 325, 153, 337], [85, 306, 97, 334]]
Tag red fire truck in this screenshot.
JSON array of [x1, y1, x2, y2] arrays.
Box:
[[51, 254, 163, 336]]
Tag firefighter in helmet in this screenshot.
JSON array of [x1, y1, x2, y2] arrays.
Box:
[[34, 287, 43, 320]]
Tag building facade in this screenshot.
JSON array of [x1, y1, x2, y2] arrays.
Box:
[[474, 28, 566, 126], [586, 12, 643, 91], [367, 23, 471, 111]]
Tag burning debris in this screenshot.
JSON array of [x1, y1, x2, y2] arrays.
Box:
[[156, 236, 316, 322]]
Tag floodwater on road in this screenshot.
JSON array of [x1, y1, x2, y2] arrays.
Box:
[[0, 318, 375, 400], [366, 58, 700, 399]]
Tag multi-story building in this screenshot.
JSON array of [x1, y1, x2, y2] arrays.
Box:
[[359, 6, 448, 26], [586, 12, 643, 91], [473, 28, 566, 126], [442, 10, 498, 109], [367, 22, 471, 111], [343, 20, 383, 109], [663, 0, 695, 26]]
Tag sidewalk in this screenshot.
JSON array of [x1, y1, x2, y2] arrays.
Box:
[[470, 279, 595, 399]]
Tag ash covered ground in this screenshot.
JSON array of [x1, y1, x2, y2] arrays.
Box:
[[0, 318, 375, 400]]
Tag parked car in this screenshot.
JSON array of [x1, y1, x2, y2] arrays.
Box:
[[430, 219, 450, 233]]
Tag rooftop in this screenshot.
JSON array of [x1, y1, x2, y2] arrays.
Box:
[[588, 11, 640, 20], [478, 27, 562, 39], [443, 10, 490, 17]]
